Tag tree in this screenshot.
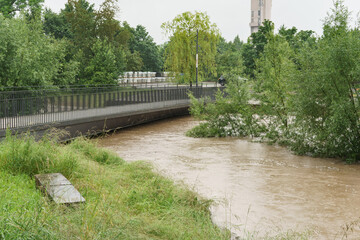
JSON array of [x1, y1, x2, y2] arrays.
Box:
[[0, 16, 74, 87], [43, 8, 72, 39], [242, 20, 274, 78], [187, 74, 258, 138], [216, 36, 244, 77], [291, 0, 360, 160], [129, 25, 162, 72], [162, 11, 220, 85], [254, 31, 295, 139], [125, 50, 143, 72], [0, 0, 43, 18], [278, 26, 298, 47], [232, 35, 243, 51], [278, 25, 316, 55], [64, 0, 96, 56], [96, 0, 130, 47], [62, 0, 128, 84], [83, 39, 121, 85]]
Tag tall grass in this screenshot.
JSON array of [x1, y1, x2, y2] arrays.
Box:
[[0, 130, 78, 178], [0, 171, 57, 239]]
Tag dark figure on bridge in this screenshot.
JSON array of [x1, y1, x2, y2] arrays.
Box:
[[218, 76, 226, 86]]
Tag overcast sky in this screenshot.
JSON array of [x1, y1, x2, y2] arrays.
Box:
[[44, 0, 360, 44]]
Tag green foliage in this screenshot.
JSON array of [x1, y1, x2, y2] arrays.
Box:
[[278, 26, 315, 54], [64, 0, 96, 55], [186, 122, 225, 138], [188, 75, 261, 138], [43, 8, 72, 39], [96, 0, 122, 44], [0, 0, 43, 18], [242, 20, 274, 77], [290, 0, 360, 159], [216, 36, 244, 77], [162, 11, 220, 84], [83, 39, 123, 85], [125, 50, 144, 72], [1, 0, 161, 86], [128, 25, 162, 72], [254, 30, 296, 137], [0, 16, 75, 87], [61, 0, 128, 84], [242, 21, 315, 78]]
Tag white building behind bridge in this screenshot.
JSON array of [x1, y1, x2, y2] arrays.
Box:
[[119, 72, 174, 85]]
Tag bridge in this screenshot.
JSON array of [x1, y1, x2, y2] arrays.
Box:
[[0, 84, 221, 140]]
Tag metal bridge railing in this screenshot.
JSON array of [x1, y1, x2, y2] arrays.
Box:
[[0, 85, 221, 130]]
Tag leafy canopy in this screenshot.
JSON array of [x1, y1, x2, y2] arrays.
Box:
[[128, 25, 162, 72], [216, 36, 244, 77], [0, 15, 75, 87], [0, 0, 43, 18]]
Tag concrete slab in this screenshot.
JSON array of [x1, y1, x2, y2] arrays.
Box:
[[35, 173, 85, 204]]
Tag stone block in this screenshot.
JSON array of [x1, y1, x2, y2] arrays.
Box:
[[35, 173, 85, 204]]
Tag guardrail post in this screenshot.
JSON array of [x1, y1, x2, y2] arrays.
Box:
[[51, 97, 55, 113], [64, 96, 68, 112], [70, 95, 74, 111], [92, 93, 95, 109], [98, 93, 101, 108], [82, 94, 86, 110], [75, 95, 79, 110], [100, 92, 106, 107]]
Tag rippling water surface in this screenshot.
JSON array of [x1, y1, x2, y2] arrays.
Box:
[[99, 116, 360, 239]]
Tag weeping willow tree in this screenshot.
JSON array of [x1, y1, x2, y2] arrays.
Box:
[[161, 11, 220, 85]]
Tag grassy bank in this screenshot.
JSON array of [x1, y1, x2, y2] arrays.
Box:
[[0, 132, 230, 239]]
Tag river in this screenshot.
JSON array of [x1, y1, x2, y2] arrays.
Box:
[[99, 116, 360, 239]]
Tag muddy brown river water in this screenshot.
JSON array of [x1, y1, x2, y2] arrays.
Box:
[[99, 116, 360, 239]]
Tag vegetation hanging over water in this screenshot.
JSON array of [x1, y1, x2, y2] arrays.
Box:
[[188, 0, 360, 162]]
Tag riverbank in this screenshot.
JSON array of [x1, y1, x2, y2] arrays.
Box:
[[0, 132, 230, 239]]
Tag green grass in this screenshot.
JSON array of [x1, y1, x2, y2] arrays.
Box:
[[0, 132, 230, 239]]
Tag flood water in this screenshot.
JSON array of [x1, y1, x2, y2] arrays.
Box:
[[99, 116, 360, 239]]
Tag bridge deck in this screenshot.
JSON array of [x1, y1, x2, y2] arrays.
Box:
[[0, 86, 220, 138], [0, 99, 190, 130]]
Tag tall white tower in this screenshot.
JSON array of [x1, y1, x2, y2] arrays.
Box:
[[250, 0, 272, 34]]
